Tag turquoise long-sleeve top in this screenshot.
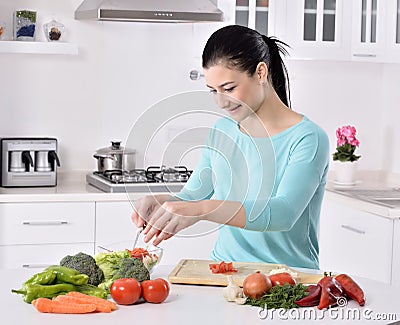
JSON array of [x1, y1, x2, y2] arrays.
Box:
[[177, 115, 330, 269]]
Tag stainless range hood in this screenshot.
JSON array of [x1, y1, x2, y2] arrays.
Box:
[[75, 0, 223, 22]]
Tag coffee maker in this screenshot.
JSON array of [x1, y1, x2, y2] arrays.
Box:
[[0, 138, 61, 187]]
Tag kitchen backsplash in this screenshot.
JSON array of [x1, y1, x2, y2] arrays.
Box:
[[0, 1, 399, 175]]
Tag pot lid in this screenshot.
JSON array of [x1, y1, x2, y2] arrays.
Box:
[[95, 141, 136, 155]]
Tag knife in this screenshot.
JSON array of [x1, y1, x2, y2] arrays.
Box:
[[132, 223, 147, 250]]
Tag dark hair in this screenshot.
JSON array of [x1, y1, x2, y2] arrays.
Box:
[[202, 25, 291, 107]]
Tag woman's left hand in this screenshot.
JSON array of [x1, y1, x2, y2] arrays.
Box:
[[143, 200, 203, 246]]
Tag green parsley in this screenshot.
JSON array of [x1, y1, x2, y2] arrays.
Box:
[[245, 283, 308, 309]]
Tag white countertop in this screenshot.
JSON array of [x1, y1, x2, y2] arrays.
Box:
[[325, 170, 400, 218], [2, 265, 399, 324], [0, 171, 158, 203]]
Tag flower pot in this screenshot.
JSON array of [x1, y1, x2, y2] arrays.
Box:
[[334, 161, 358, 185]]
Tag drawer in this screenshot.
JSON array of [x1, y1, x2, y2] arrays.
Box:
[[95, 201, 136, 246], [0, 202, 95, 245], [319, 198, 393, 283], [0, 243, 94, 269]]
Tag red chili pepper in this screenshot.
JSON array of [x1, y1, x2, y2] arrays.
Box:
[[335, 274, 365, 306], [317, 276, 344, 310], [294, 284, 321, 307]]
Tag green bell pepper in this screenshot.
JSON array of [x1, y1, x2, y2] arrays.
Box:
[[45, 265, 89, 285], [23, 269, 57, 286], [12, 283, 76, 303], [75, 284, 108, 299]]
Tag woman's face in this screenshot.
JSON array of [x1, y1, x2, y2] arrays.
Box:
[[204, 63, 265, 121]]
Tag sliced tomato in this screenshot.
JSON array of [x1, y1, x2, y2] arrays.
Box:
[[209, 263, 220, 273], [209, 261, 237, 274], [226, 262, 235, 272], [126, 247, 150, 260]]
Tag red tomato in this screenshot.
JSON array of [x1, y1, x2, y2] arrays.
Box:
[[128, 247, 150, 260], [268, 272, 296, 286], [209, 261, 237, 274], [141, 278, 170, 304], [110, 278, 142, 305]]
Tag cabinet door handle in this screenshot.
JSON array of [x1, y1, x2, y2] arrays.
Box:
[[22, 221, 69, 226], [341, 224, 365, 234], [353, 53, 377, 58], [22, 264, 52, 268]]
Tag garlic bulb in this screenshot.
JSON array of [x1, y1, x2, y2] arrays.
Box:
[[223, 275, 243, 302], [234, 297, 247, 305]]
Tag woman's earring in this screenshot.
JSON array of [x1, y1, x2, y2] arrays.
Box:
[[260, 80, 265, 86]]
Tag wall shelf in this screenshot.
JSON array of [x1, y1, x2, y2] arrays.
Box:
[[0, 41, 78, 55]]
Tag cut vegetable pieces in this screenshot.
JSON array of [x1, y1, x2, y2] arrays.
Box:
[[209, 261, 237, 274]]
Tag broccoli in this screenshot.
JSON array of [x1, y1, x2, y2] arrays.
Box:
[[60, 252, 104, 286], [112, 258, 150, 283]]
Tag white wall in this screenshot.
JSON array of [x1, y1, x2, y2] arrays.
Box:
[[286, 59, 385, 172], [0, 0, 228, 170], [0, 1, 399, 175], [381, 64, 400, 175]]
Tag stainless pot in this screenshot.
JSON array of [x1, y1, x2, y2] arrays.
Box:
[[94, 141, 136, 172]]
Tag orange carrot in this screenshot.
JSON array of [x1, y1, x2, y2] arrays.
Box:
[[66, 292, 117, 311], [32, 298, 96, 314], [55, 295, 112, 313]]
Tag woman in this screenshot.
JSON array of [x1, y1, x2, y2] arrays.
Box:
[[132, 25, 329, 269]]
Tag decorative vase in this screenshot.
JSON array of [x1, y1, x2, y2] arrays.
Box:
[[43, 19, 65, 42], [334, 161, 358, 185], [14, 10, 37, 41]]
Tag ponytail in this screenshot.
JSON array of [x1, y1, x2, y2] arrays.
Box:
[[202, 25, 292, 108], [261, 35, 291, 108]]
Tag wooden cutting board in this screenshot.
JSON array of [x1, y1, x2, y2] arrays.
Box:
[[168, 259, 324, 287]]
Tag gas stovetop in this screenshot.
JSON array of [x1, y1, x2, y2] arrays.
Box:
[[86, 166, 192, 193]]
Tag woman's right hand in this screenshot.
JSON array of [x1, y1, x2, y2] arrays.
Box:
[[131, 194, 173, 228]]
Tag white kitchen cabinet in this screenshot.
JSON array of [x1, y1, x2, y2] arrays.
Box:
[[0, 202, 95, 245], [0, 243, 94, 270], [95, 201, 137, 250], [268, 0, 399, 62], [95, 201, 219, 266], [0, 202, 95, 269], [284, 0, 351, 60], [385, 0, 400, 63], [351, 0, 387, 62], [391, 219, 400, 287], [235, 0, 274, 36], [351, 0, 400, 63], [319, 196, 394, 284]]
